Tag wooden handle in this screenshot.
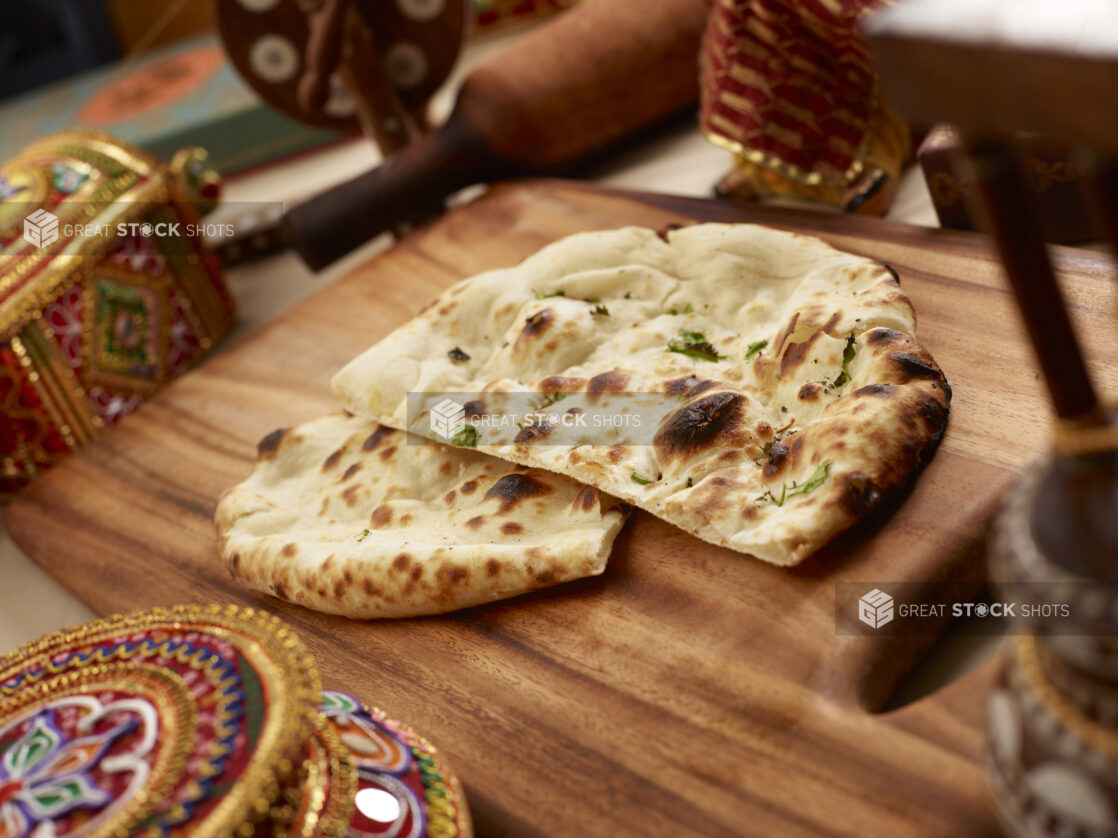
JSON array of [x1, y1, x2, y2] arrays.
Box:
[[455, 0, 708, 167], [969, 140, 1103, 422], [283, 117, 501, 270], [283, 0, 708, 270], [297, 0, 349, 115]]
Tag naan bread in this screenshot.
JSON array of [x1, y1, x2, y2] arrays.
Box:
[[332, 224, 951, 566], [215, 414, 628, 618]]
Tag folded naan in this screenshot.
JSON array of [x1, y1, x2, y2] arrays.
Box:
[[332, 224, 950, 566], [215, 414, 628, 617]]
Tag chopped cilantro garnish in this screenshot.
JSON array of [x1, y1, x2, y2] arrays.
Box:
[[666, 328, 725, 362], [451, 424, 478, 448], [789, 461, 830, 496], [833, 335, 857, 387], [542, 392, 566, 406], [630, 473, 653, 485], [356, 529, 371, 542], [667, 303, 693, 316], [744, 339, 768, 361], [536, 290, 565, 299], [763, 461, 830, 506], [591, 304, 610, 316]]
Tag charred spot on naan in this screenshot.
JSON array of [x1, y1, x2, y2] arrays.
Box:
[[587, 370, 629, 397], [762, 435, 805, 481], [322, 447, 345, 471], [257, 428, 288, 460], [370, 504, 393, 528], [656, 221, 688, 242], [778, 312, 843, 379], [655, 392, 749, 465], [798, 383, 821, 401], [891, 353, 942, 382], [539, 375, 586, 393], [772, 312, 800, 356], [664, 376, 717, 399], [514, 422, 553, 444], [522, 308, 553, 336], [573, 485, 600, 512], [362, 426, 397, 452], [483, 473, 552, 514], [437, 562, 471, 588]]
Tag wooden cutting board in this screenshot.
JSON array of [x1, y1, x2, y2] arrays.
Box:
[[8, 180, 1118, 837]]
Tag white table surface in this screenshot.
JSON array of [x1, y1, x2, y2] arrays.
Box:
[[1, 33, 979, 695]]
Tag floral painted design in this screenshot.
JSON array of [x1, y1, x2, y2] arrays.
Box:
[[319, 691, 475, 838], [320, 692, 411, 774], [0, 708, 134, 838], [50, 164, 88, 195]]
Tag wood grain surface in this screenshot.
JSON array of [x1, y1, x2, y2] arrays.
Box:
[[8, 180, 1118, 836]]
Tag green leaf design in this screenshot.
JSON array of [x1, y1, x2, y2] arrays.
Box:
[[320, 691, 360, 714], [29, 776, 108, 816], [6, 717, 59, 776]]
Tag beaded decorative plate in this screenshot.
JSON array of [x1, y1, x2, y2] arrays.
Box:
[[0, 604, 331, 838], [319, 691, 472, 838]]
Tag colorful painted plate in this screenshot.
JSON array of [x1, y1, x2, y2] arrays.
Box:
[[0, 604, 324, 838], [319, 691, 472, 838]]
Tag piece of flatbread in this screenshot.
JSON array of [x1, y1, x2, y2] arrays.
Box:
[[332, 224, 951, 566], [215, 414, 628, 618]]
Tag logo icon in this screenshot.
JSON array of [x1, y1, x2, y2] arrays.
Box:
[[24, 209, 59, 248], [858, 588, 894, 629], [430, 398, 465, 440]]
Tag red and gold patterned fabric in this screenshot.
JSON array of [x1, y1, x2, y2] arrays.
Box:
[[700, 0, 910, 213], [0, 131, 234, 498]]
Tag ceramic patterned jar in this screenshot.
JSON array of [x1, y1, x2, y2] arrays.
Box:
[[987, 448, 1118, 837]]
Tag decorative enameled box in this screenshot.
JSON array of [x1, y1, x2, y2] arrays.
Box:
[[0, 131, 235, 498], [0, 604, 474, 837]]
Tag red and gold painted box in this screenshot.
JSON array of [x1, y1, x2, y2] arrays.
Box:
[[0, 131, 234, 498]]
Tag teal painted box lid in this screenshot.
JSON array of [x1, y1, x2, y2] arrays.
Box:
[[0, 34, 345, 175]]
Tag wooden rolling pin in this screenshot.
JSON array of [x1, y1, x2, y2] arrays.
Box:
[[283, 0, 710, 270]]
